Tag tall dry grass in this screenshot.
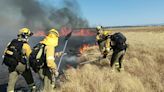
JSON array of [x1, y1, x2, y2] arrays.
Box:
[[56, 31, 164, 92]]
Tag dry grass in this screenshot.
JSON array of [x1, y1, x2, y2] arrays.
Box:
[[56, 28, 164, 92]]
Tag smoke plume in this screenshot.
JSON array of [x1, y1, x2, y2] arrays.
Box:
[[0, 0, 89, 32], [0, 0, 90, 61], [49, 0, 89, 28]]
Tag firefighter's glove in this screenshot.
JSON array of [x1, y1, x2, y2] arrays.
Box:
[[106, 35, 111, 39], [104, 35, 110, 40], [55, 52, 67, 57], [51, 68, 59, 77], [106, 48, 110, 52], [110, 48, 113, 50]]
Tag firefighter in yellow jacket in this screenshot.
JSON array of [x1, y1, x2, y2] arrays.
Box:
[[3, 28, 36, 92], [38, 28, 62, 91], [96, 26, 112, 58]]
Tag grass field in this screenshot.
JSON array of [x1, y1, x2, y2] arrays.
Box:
[[57, 26, 164, 92]]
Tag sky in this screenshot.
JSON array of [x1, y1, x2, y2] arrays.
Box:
[[78, 0, 164, 26], [39, 0, 164, 26]]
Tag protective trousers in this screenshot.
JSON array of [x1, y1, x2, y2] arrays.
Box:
[[7, 63, 35, 92], [38, 68, 55, 92], [110, 50, 125, 71]]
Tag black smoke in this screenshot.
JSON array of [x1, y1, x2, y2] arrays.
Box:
[[0, 0, 90, 59], [49, 0, 89, 28], [10, 0, 52, 30], [0, 0, 89, 31]]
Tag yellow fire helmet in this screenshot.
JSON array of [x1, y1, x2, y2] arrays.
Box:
[[96, 26, 103, 31], [49, 28, 59, 37], [40, 28, 59, 47], [18, 28, 33, 37]]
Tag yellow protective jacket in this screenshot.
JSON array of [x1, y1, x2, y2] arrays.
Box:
[[40, 33, 58, 69], [22, 43, 32, 59], [96, 30, 112, 48]]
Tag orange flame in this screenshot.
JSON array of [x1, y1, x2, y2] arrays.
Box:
[[79, 44, 98, 54], [60, 27, 72, 37], [73, 29, 96, 36], [33, 31, 46, 37], [60, 27, 96, 37], [33, 27, 96, 37], [79, 44, 90, 54]]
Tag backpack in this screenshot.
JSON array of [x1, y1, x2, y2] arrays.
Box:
[[29, 43, 46, 72], [110, 32, 127, 52], [3, 39, 24, 68], [110, 32, 126, 45]]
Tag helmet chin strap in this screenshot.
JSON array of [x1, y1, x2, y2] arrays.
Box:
[[18, 35, 29, 42], [22, 38, 29, 42]]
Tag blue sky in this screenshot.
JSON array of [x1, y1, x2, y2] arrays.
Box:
[[40, 0, 164, 26]]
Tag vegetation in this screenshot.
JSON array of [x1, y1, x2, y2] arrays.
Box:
[[57, 28, 164, 92]]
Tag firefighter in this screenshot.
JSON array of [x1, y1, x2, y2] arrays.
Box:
[[96, 26, 112, 58], [110, 32, 127, 72], [37, 28, 62, 91], [3, 28, 36, 92]]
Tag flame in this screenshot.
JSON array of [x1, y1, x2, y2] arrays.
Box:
[[33, 27, 96, 37], [60, 27, 72, 37], [79, 44, 90, 54], [33, 31, 46, 37], [79, 44, 98, 54], [73, 29, 96, 36], [60, 27, 96, 37]]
